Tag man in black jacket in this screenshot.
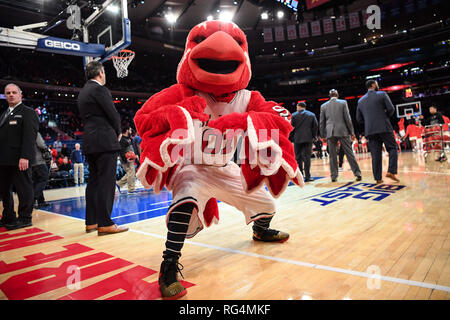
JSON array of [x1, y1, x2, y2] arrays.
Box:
[[0, 83, 39, 230], [290, 102, 318, 182], [77, 61, 128, 235], [419, 105, 445, 126], [356, 80, 399, 183]]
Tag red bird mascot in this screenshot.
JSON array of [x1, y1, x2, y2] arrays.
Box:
[[134, 20, 303, 299]]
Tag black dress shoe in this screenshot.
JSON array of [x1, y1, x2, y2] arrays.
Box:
[[5, 220, 32, 230], [356, 176, 362, 181], [304, 178, 313, 182], [331, 178, 337, 182]]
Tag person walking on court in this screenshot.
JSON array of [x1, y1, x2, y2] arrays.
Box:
[[116, 126, 136, 193], [32, 131, 50, 209], [320, 89, 362, 182], [356, 80, 399, 183], [289, 102, 318, 182], [0, 83, 39, 230], [77, 61, 128, 235]]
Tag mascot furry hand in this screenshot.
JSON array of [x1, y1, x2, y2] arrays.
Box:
[[134, 20, 303, 200]]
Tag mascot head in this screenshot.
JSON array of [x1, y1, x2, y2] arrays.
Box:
[[176, 20, 252, 95]]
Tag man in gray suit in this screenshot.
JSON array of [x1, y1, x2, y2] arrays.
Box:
[[356, 80, 399, 183], [320, 89, 362, 182]]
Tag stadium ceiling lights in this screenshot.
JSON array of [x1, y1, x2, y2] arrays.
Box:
[[165, 12, 177, 24], [371, 62, 415, 71], [219, 11, 234, 22]]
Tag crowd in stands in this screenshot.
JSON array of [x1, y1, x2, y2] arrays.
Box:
[[0, 47, 175, 93], [45, 130, 142, 189]]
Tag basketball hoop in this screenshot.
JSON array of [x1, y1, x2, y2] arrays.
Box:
[[111, 49, 135, 78]]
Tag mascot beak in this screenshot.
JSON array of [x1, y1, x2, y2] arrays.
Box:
[[188, 31, 246, 85]]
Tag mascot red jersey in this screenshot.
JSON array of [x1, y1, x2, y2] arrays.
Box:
[[134, 20, 303, 300]]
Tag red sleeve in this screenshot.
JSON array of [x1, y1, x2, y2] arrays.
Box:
[[247, 91, 291, 121], [133, 84, 209, 193]]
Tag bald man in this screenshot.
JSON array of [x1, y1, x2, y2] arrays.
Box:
[[0, 83, 39, 229]]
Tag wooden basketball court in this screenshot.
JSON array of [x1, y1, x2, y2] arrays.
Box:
[[0, 151, 449, 300]]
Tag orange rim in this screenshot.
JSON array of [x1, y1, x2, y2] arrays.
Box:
[[111, 49, 135, 59]]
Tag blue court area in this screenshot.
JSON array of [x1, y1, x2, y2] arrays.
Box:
[[46, 188, 172, 225], [45, 177, 324, 225]]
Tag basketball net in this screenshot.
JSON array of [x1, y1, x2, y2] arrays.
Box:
[[111, 49, 135, 78]]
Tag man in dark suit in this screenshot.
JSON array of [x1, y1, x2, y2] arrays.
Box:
[[0, 83, 39, 230], [290, 102, 318, 182], [356, 80, 399, 183], [77, 61, 128, 235], [320, 89, 362, 182]]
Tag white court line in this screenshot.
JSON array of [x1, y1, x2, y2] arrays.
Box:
[[131, 228, 450, 293], [314, 168, 449, 176], [39, 206, 169, 223], [149, 200, 172, 206], [359, 169, 449, 176], [113, 206, 170, 219]]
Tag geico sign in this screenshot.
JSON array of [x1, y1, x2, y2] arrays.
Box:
[[44, 39, 81, 51]]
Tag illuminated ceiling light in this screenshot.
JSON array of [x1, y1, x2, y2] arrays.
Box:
[[106, 5, 120, 13], [219, 11, 233, 22], [261, 12, 268, 20], [380, 84, 417, 92], [371, 61, 415, 71], [165, 12, 177, 24], [277, 11, 284, 19], [207, 15, 214, 21]]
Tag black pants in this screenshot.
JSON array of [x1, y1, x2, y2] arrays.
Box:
[[367, 132, 398, 181], [32, 164, 49, 204], [338, 144, 345, 168], [85, 151, 118, 227], [294, 142, 312, 179], [0, 165, 34, 224]]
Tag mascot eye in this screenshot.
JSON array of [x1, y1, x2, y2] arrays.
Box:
[[193, 35, 206, 44], [234, 37, 243, 46]]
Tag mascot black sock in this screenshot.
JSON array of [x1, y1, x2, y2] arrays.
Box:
[[163, 202, 196, 260], [252, 215, 273, 232]]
